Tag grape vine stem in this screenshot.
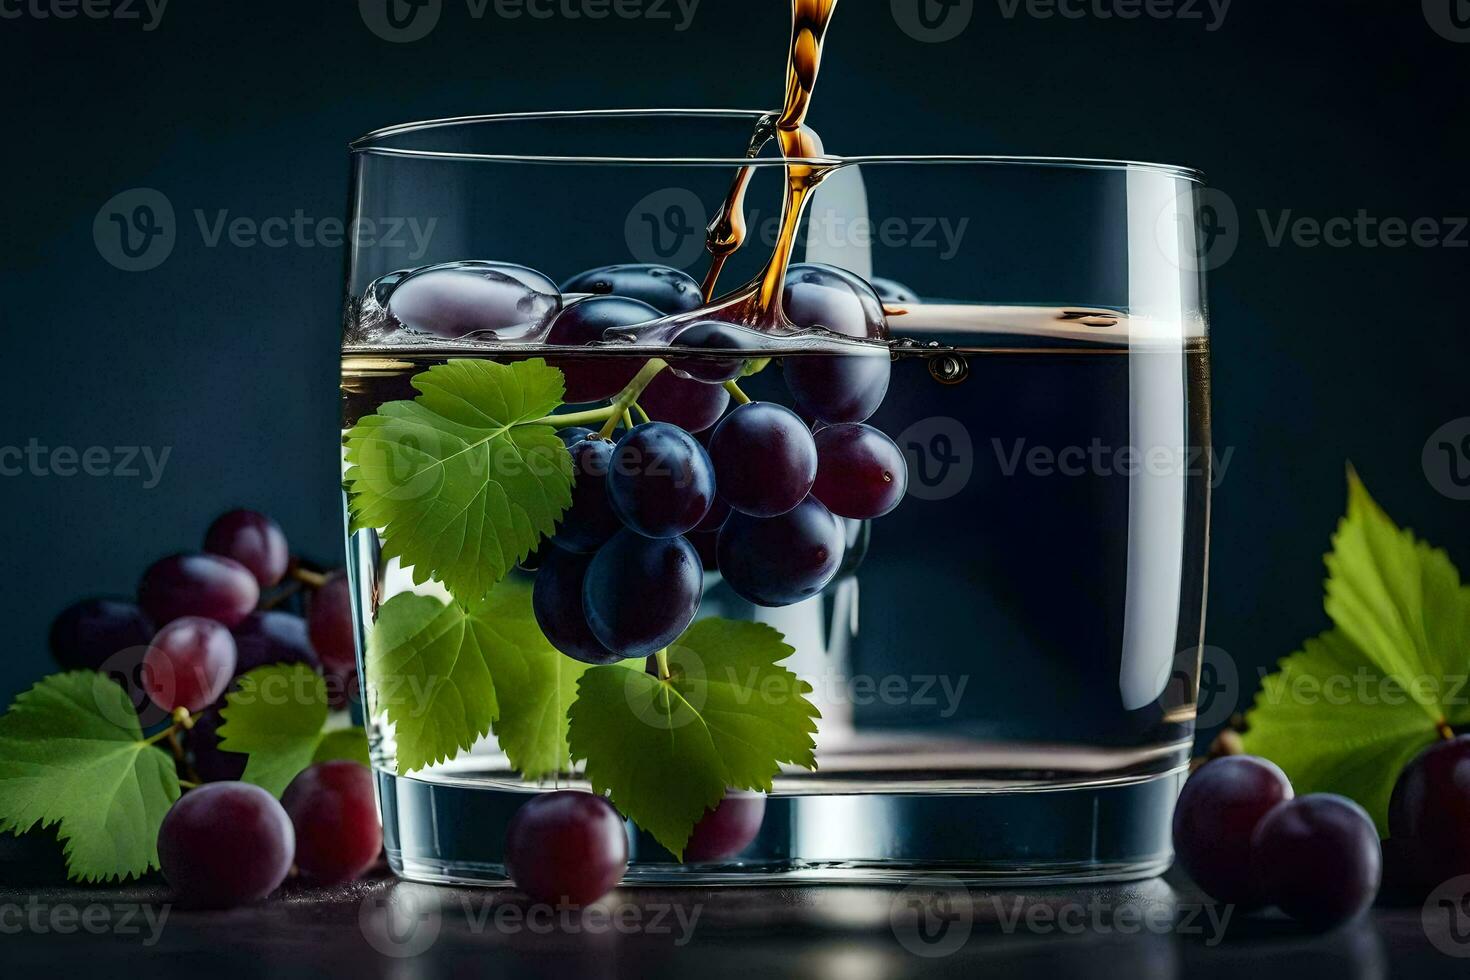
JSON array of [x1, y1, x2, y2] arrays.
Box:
[[724, 380, 752, 405], [654, 649, 671, 681]]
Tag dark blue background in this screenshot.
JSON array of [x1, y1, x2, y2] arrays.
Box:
[[1, 2, 1466, 739]]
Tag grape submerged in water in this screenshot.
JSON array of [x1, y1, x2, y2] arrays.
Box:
[[606, 423, 715, 538], [785, 349, 891, 425], [708, 402, 816, 518], [717, 496, 845, 607], [1171, 755, 1293, 907], [157, 782, 295, 908], [1250, 794, 1382, 931], [553, 429, 622, 553], [583, 530, 702, 658], [683, 794, 767, 863], [504, 791, 628, 905], [811, 423, 908, 519], [48, 598, 154, 673], [204, 509, 290, 589], [547, 296, 662, 403], [138, 553, 259, 629], [561, 263, 704, 315], [533, 547, 623, 665], [638, 369, 731, 434], [387, 261, 561, 341], [307, 571, 356, 674], [1388, 735, 1470, 882], [142, 616, 238, 714], [281, 761, 382, 885], [668, 321, 766, 383]]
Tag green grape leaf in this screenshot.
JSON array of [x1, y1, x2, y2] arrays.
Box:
[[218, 664, 332, 797], [0, 673, 181, 882], [314, 727, 371, 766], [342, 358, 573, 602], [476, 579, 596, 780], [567, 618, 820, 859], [1244, 473, 1470, 833]]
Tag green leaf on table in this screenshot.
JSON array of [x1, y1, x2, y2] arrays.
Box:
[[218, 664, 332, 796], [342, 358, 574, 602], [567, 618, 820, 859], [1243, 472, 1470, 833], [314, 727, 371, 766], [0, 672, 180, 882]]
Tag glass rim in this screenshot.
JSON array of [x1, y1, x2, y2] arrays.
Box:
[[351, 108, 1205, 182]]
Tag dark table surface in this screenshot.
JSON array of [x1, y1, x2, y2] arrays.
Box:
[[2, 869, 1464, 978]]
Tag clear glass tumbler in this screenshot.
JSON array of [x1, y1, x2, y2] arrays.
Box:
[[340, 110, 1212, 886]]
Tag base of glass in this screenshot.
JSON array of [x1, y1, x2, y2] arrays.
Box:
[[378, 763, 1186, 888]]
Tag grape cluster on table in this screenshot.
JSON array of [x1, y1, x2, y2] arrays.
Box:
[[46, 509, 380, 907], [508, 261, 911, 664]]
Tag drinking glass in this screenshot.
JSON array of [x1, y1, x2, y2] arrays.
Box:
[[341, 109, 1212, 885]]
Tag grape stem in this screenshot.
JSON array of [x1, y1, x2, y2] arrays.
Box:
[[654, 649, 671, 681], [1438, 719, 1456, 741], [292, 567, 329, 589], [598, 359, 669, 440], [632, 402, 652, 425], [724, 380, 752, 405]]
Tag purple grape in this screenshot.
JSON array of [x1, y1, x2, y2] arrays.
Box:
[[387, 261, 561, 340], [709, 402, 816, 518], [811, 423, 908, 519], [142, 617, 237, 714], [607, 423, 715, 538], [204, 510, 290, 589], [533, 548, 623, 665], [1251, 794, 1381, 930], [504, 791, 628, 905], [717, 496, 845, 607], [48, 598, 154, 672], [560, 263, 703, 315], [1171, 755, 1294, 907], [138, 553, 260, 629], [157, 782, 295, 908], [638, 370, 730, 434], [583, 530, 702, 658], [783, 263, 888, 341], [784, 350, 891, 425], [232, 611, 319, 676], [1389, 735, 1470, 881], [546, 296, 661, 403], [669, 321, 766, 383], [684, 794, 766, 863], [282, 761, 382, 885], [869, 276, 919, 303], [553, 429, 621, 553], [186, 705, 246, 782], [308, 571, 356, 674]]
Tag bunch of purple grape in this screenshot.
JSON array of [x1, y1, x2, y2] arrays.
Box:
[[47, 510, 383, 906], [523, 262, 910, 664], [49, 509, 358, 769]]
